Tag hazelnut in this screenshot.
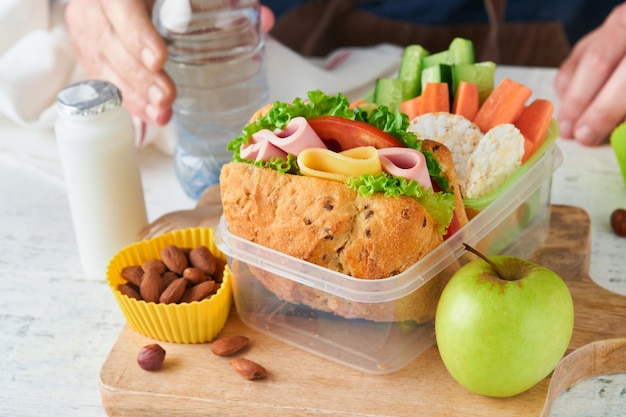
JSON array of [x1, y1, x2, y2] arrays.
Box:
[[611, 208, 626, 237], [137, 344, 166, 371]]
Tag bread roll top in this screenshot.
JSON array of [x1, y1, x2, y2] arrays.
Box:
[[222, 163, 450, 279]]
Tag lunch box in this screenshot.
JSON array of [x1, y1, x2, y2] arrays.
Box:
[[214, 124, 562, 374]]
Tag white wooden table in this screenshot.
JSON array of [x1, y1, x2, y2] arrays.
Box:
[[0, 66, 625, 416]]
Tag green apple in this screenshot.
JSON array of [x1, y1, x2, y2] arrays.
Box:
[[435, 249, 574, 398]]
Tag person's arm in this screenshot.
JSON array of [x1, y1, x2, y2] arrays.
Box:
[[555, 2, 626, 146], [65, 0, 175, 126]]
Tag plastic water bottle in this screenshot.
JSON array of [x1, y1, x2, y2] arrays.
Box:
[[55, 80, 148, 278], [153, 0, 270, 200]]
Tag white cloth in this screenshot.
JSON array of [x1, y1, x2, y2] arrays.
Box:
[[0, 1, 404, 177], [0, 0, 77, 128], [265, 36, 403, 103]]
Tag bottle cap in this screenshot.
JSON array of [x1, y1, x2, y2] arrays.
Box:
[[56, 80, 122, 117]]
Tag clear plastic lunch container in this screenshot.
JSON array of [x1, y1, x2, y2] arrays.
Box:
[[214, 122, 562, 374]]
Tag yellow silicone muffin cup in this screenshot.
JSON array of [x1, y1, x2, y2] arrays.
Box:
[[106, 227, 232, 343]]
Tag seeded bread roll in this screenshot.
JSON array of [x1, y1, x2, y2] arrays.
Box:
[[220, 139, 467, 322], [222, 162, 444, 278]]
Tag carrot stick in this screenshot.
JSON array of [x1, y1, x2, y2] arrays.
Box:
[[400, 95, 422, 120], [419, 82, 450, 115], [522, 137, 535, 163], [473, 78, 532, 133], [452, 81, 479, 121], [515, 99, 554, 159], [349, 98, 368, 110]]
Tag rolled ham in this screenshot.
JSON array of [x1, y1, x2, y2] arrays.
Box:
[[378, 147, 433, 190]]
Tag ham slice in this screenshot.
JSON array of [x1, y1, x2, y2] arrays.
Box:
[[250, 117, 326, 158], [240, 138, 287, 162], [378, 147, 433, 190]]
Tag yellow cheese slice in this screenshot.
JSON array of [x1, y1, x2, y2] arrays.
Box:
[[297, 146, 382, 182]]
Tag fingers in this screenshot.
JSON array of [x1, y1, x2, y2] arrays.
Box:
[[554, 37, 585, 101], [103, 0, 167, 71], [260, 6, 275, 33], [65, 0, 174, 126], [65, 0, 109, 75], [555, 3, 626, 145], [565, 57, 626, 146]]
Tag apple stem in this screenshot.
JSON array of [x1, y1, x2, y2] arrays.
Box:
[[463, 243, 506, 280]]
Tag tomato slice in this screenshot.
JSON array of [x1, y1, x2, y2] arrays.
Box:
[[307, 116, 404, 152], [443, 212, 461, 240]]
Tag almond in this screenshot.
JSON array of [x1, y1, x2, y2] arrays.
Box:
[[180, 280, 215, 303], [229, 357, 267, 380], [121, 265, 144, 287], [211, 335, 249, 356], [142, 259, 167, 275], [118, 283, 142, 300], [161, 245, 188, 274], [159, 277, 187, 304], [183, 267, 207, 285], [140, 270, 164, 303], [189, 246, 217, 276], [161, 271, 179, 288]]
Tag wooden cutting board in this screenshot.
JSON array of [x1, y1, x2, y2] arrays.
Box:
[[99, 205, 626, 416]]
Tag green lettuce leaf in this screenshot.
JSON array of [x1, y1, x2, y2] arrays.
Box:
[[346, 173, 455, 234], [252, 154, 300, 175]]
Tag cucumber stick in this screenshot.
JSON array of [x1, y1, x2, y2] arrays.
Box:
[[421, 37, 477, 98], [448, 37, 475, 66], [452, 61, 495, 104], [422, 50, 450, 68], [370, 37, 494, 114], [422, 38, 474, 68], [421, 64, 452, 96], [398, 44, 430, 100], [373, 78, 403, 113]]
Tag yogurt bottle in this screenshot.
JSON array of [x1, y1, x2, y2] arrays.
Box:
[[55, 80, 148, 278]]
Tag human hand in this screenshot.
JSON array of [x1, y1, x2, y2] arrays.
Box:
[[555, 3, 626, 146], [65, 0, 175, 126], [65, 0, 275, 127]]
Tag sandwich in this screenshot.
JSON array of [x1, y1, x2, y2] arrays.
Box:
[[219, 90, 468, 322]]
